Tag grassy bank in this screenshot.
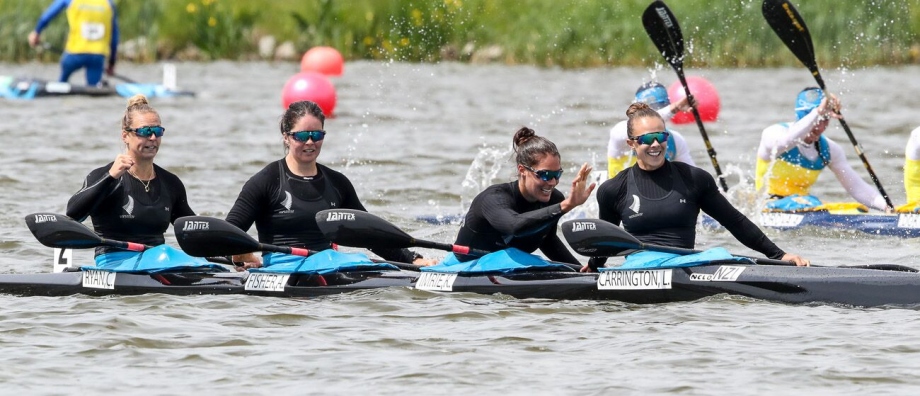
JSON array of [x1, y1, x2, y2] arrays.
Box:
[[2, 0, 918, 67]]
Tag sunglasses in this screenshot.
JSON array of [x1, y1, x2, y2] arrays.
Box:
[[286, 130, 326, 142], [523, 165, 564, 181], [629, 131, 669, 145], [125, 125, 165, 138]]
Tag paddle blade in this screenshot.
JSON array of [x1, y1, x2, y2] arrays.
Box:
[[642, 0, 685, 70], [561, 219, 642, 257], [25, 213, 103, 248], [762, 0, 819, 76], [316, 209, 414, 250], [174, 216, 260, 257]]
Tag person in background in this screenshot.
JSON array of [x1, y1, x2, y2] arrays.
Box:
[[607, 82, 696, 176], [28, 0, 119, 86], [755, 87, 891, 212], [67, 94, 195, 265], [901, 126, 920, 211], [586, 103, 809, 271], [453, 127, 596, 265], [226, 100, 436, 269]]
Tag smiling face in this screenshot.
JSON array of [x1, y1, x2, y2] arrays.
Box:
[[284, 113, 324, 165], [518, 153, 562, 203], [122, 112, 161, 161], [627, 116, 668, 171]]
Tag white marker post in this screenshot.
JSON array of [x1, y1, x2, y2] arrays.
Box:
[[163, 63, 177, 91]]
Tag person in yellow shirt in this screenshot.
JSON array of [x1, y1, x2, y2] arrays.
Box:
[[27, 0, 119, 86], [755, 87, 890, 212], [902, 126, 920, 211]]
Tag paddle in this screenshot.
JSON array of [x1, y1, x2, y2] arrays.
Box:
[[26, 212, 149, 251], [315, 209, 490, 256], [642, 0, 729, 193], [560, 218, 795, 266], [174, 216, 312, 257], [762, 0, 894, 210], [173, 215, 420, 271]]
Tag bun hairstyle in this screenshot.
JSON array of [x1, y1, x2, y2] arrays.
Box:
[[512, 126, 560, 167], [280, 100, 325, 135], [625, 102, 664, 138], [122, 94, 159, 131]]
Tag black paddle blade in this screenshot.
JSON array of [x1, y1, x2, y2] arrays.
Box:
[[762, 0, 819, 77], [561, 219, 642, 257], [316, 209, 413, 250], [173, 216, 260, 257], [25, 212, 103, 248], [642, 0, 684, 70]]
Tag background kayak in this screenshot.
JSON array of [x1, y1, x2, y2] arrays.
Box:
[[0, 75, 195, 99], [3, 61, 920, 393]]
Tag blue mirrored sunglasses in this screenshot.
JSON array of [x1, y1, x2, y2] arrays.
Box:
[[286, 130, 326, 142], [125, 125, 165, 138], [630, 131, 669, 145], [523, 165, 564, 181]]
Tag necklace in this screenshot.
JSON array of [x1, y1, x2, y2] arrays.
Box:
[[129, 170, 155, 193]]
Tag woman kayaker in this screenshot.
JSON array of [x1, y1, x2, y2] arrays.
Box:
[[586, 102, 809, 271], [607, 82, 696, 176], [66, 94, 201, 266], [902, 126, 920, 211], [755, 87, 892, 212], [226, 100, 435, 269], [452, 127, 596, 264]]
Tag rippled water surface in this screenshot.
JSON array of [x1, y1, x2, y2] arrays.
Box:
[[2, 61, 920, 394]]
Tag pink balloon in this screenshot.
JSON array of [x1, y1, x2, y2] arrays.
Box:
[[667, 76, 720, 124], [281, 72, 336, 116], [300, 46, 344, 76]]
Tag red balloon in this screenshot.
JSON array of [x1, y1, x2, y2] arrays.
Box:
[[667, 76, 720, 124], [300, 46, 344, 76], [281, 72, 336, 116]]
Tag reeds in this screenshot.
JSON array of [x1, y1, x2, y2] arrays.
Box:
[[1, 0, 917, 67]]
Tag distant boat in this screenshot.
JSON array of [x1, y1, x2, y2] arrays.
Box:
[[0, 75, 194, 100]]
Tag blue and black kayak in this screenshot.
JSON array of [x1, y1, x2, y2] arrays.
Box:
[[10, 211, 920, 308], [0, 75, 194, 100]]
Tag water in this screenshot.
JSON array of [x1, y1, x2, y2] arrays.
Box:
[[2, 61, 920, 394]]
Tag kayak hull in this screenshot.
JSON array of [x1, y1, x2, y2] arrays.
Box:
[[2, 263, 919, 308]]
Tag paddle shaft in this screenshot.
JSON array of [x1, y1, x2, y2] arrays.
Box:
[[674, 70, 729, 192], [643, 1, 728, 192], [763, 0, 893, 209]]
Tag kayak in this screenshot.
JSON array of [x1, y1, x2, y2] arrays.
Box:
[[0, 75, 194, 100], [17, 211, 920, 307], [418, 262, 920, 307], [4, 262, 920, 308], [701, 211, 920, 238], [0, 267, 417, 297]]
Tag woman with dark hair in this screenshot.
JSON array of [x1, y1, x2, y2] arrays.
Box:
[[226, 100, 434, 269], [587, 102, 809, 271], [452, 127, 596, 264]]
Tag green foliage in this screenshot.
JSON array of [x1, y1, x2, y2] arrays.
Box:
[[1, 0, 918, 67]]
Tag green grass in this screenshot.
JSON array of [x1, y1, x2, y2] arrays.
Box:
[[2, 0, 918, 67]]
